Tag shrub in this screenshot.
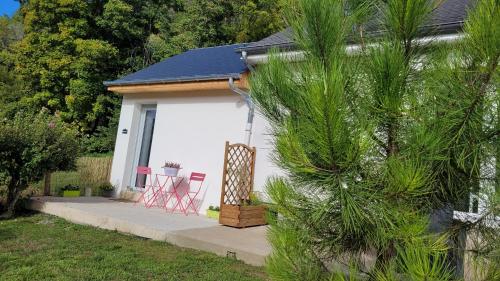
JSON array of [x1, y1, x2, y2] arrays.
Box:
[[0, 110, 79, 218], [208, 206, 220, 212], [61, 185, 80, 191], [97, 182, 114, 192]]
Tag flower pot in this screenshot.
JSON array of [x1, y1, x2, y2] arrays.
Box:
[[101, 190, 113, 198], [63, 190, 80, 197], [163, 167, 180, 177], [84, 187, 92, 197], [206, 210, 220, 220]]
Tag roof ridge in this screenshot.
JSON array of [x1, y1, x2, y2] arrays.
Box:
[[187, 43, 248, 52]]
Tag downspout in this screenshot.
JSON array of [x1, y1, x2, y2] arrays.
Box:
[[241, 51, 255, 72], [229, 77, 254, 146]]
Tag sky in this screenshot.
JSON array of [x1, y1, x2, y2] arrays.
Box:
[[0, 0, 20, 17]]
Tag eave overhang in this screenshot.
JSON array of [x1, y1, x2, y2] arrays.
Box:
[[106, 73, 249, 95]]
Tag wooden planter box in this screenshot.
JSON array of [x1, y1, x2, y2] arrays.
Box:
[[219, 204, 267, 228]]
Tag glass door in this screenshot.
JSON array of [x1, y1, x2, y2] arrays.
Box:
[[132, 106, 157, 188]]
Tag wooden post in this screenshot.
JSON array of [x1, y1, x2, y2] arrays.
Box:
[[219, 141, 230, 209], [43, 171, 52, 196]]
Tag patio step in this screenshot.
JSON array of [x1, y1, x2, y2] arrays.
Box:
[[27, 197, 270, 266], [169, 225, 269, 266]]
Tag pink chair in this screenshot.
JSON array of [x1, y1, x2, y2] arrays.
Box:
[[183, 172, 206, 215], [134, 166, 158, 208]]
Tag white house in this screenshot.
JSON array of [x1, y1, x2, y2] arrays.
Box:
[[105, 44, 282, 213], [104, 0, 472, 214]]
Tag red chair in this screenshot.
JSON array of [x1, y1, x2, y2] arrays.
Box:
[[183, 172, 206, 215], [134, 166, 158, 208]]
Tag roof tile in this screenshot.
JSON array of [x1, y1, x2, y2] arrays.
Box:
[[240, 0, 472, 54], [105, 44, 248, 86]]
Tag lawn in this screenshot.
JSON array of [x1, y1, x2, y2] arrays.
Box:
[[0, 213, 267, 281]]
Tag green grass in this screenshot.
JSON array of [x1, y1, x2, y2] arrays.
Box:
[[0, 213, 268, 281]]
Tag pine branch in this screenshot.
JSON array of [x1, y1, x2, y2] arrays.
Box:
[[453, 53, 499, 143]]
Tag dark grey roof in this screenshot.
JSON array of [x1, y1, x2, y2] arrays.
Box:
[[240, 28, 295, 54], [105, 44, 248, 86], [239, 0, 473, 55]]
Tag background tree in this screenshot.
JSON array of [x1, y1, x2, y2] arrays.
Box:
[[0, 14, 22, 51], [250, 0, 498, 279], [166, 0, 238, 52], [169, 0, 285, 47], [166, 0, 285, 53], [0, 14, 24, 118], [0, 110, 80, 219], [1, 0, 285, 155], [11, 0, 177, 140], [236, 0, 286, 43]]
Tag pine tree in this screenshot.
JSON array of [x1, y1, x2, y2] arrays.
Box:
[[250, 0, 498, 279]]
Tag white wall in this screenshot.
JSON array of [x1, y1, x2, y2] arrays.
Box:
[[110, 91, 280, 213], [109, 98, 141, 193], [251, 111, 283, 200]]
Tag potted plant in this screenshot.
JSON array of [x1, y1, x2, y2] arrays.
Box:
[[206, 206, 220, 219], [61, 185, 80, 197], [98, 182, 114, 198], [84, 187, 92, 197], [162, 162, 181, 177]]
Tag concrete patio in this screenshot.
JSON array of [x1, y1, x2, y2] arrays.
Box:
[[27, 196, 271, 266]]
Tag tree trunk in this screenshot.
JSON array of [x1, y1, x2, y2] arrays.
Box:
[[2, 195, 20, 219], [43, 171, 52, 196], [386, 121, 399, 157], [1, 184, 19, 219], [496, 97, 499, 194], [375, 241, 396, 273]]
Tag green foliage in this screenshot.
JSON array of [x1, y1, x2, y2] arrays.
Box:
[[97, 182, 114, 192], [4, 0, 177, 148], [248, 191, 264, 205], [0, 14, 24, 118], [30, 156, 114, 196], [168, 0, 238, 51], [13, 0, 123, 134], [81, 101, 120, 154], [423, 0, 499, 207], [208, 205, 220, 211], [251, 0, 499, 280], [235, 0, 286, 43], [61, 184, 80, 192], [0, 64, 24, 117], [0, 0, 285, 153], [0, 15, 22, 51], [0, 110, 79, 218], [167, 0, 285, 53]]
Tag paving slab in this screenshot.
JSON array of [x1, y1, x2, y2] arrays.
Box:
[[27, 196, 271, 266]]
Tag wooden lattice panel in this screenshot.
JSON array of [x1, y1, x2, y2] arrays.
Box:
[[219, 142, 256, 205]]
